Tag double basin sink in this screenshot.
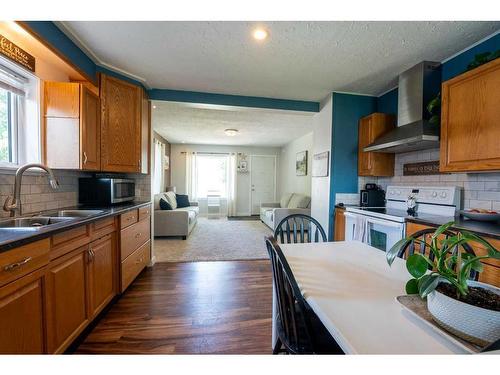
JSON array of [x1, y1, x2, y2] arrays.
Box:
[[0, 210, 104, 230]]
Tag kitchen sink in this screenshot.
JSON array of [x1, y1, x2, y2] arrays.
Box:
[[0, 216, 76, 229], [44, 209, 104, 217]]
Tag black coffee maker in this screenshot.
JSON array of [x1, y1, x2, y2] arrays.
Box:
[[360, 184, 386, 207]]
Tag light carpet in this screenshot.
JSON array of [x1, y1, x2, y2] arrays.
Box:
[[154, 217, 273, 262]]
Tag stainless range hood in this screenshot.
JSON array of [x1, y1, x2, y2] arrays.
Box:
[[364, 61, 442, 153]]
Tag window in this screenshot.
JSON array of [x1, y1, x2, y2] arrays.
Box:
[[195, 154, 228, 198], [0, 56, 40, 167], [0, 86, 18, 163]]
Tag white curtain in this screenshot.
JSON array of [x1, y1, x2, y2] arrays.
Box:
[[153, 139, 165, 194], [227, 153, 238, 217], [186, 151, 198, 199]]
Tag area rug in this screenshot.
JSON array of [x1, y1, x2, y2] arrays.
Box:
[[154, 217, 272, 262]]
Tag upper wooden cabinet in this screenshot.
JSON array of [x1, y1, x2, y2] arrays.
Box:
[[100, 74, 144, 173], [358, 113, 395, 176], [44, 82, 101, 171], [440, 58, 500, 172]]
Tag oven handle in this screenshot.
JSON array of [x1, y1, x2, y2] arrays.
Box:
[[365, 216, 404, 229]]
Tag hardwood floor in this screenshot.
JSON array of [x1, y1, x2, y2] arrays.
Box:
[[75, 260, 273, 354]]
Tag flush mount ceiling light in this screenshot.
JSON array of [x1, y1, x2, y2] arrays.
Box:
[[252, 28, 269, 41], [224, 129, 239, 136]]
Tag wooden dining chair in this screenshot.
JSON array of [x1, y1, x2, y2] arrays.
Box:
[[397, 228, 479, 281], [265, 236, 343, 354], [274, 214, 327, 244]]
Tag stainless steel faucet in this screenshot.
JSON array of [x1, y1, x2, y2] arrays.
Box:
[[3, 163, 60, 217]]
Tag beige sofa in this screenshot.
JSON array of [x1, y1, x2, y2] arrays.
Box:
[[260, 193, 311, 231], [154, 192, 199, 239]]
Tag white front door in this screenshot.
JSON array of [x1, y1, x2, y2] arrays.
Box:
[[250, 155, 276, 215]]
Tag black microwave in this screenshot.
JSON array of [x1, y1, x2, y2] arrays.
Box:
[[79, 178, 135, 206]]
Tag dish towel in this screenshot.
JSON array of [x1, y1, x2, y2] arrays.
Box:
[[353, 215, 368, 242]]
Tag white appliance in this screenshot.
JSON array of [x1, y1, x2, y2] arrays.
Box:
[[344, 185, 461, 252]]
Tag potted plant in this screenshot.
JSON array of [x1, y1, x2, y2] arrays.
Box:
[[386, 222, 500, 346]]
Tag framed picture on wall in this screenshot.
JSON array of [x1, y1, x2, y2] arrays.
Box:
[[296, 151, 308, 176], [312, 151, 329, 177]]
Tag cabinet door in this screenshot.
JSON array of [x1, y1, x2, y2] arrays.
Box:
[[45, 247, 89, 353], [81, 86, 101, 171], [88, 234, 116, 317], [358, 116, 373, 175], [100, 74, 142, 172], [358, 113, 395, 176], [440, 58, 500, 172], [0, 269, 45, 354], [44, 81, 80, 118], [140, 89, 150, 174], [334, 208, 346, 241]]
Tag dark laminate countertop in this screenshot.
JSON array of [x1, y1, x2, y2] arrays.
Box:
[[406, 214, 500, 240], [0, 201, 151, 253]]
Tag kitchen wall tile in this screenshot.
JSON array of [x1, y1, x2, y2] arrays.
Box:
[[359, 147, 500, 211]]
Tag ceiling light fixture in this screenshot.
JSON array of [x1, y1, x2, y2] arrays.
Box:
[[225, 129, 239, 137], [152, 105, 157, 109], [253, 28, 268, 41]]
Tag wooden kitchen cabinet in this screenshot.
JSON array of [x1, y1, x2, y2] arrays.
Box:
[[358, 113, 395, 176], [406, 222, 500, 288], [100, 74, 143, 173], [0, 268, 46, 354], [45, 246, 90, 353], [44, 82, 101, 170], [334, 207, 346, 241], [88, 234, 116, 317], [440, 58, 500, 172]]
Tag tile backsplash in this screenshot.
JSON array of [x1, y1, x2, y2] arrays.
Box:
[[0, 169, 151, 218], [358, 148, 500, 211]]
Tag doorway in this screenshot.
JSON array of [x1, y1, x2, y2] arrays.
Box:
[[250, 155, 276, 215]]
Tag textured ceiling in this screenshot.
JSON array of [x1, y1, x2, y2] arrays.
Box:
[[60, 21, 499, 100], [152, 101, 314, 146]]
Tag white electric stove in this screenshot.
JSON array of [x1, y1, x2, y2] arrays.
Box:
[[344, 186, 461, 252]]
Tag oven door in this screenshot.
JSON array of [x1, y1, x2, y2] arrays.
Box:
[[365, 217, 405, 252], [111, 179, 135, 203]]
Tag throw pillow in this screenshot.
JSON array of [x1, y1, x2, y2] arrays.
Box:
[[164, 191, 178, 209], [280, 193, 293, 208], [287, 194, 311, 209], [159, 198, 172, 210], [176, 194, 190, 208]]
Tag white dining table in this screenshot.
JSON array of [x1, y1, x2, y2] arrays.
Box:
[[274, 240, 472, 354]]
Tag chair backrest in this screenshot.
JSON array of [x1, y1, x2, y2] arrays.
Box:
[[274, 214, 327, 244], [265, 236, 315, 354], [398, 228, 479, 281]]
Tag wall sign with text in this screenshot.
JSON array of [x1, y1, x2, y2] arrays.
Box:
[[0, 34, 36, 72], [403, 161, 440, 176]]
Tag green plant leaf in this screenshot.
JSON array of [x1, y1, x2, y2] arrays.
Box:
[[418, 274, 441, 298], [405, 279, 419, 294], [386, 237, 411, 266], [406, 253, 429, 278]]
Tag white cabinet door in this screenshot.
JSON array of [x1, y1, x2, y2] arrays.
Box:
[[250, 155, 276, 215]]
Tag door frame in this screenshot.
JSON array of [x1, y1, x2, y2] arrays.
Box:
[[249, 154, 277, 215]]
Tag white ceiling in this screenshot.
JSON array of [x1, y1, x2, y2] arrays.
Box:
[[59, 21, 499, 100], [152, 101, 314, 147]]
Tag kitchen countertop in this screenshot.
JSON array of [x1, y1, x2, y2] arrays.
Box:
[[0, 201, 151, 253], [406, 214, 500, 240]]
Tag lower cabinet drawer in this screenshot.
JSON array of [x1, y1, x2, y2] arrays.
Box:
[[0, 238, 50, 288], [120, 218, 150, 261], [121, 240, 150, 292]]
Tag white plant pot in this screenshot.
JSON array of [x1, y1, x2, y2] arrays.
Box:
[[427, 281, 500, 346]]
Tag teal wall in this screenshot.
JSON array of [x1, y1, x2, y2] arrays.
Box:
[[328, 93, 377, 239], [148, 89, 319, 112]]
